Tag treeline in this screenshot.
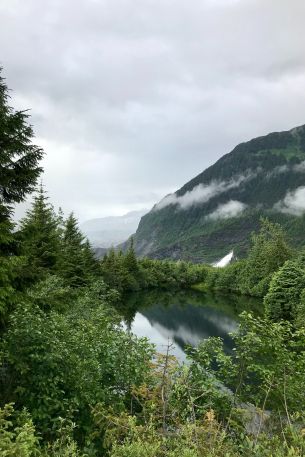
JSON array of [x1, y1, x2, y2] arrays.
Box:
[[1, 182, 206, 326], [2, 69, 305, 456], [199, 217, 305, 324], [101, 244, 206, 292], [1, 185, 103, 326], [202, 218, 292, 298]]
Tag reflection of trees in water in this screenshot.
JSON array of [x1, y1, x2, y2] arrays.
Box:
[[142, 302, 236, 353], [120, 289, 262, 354]]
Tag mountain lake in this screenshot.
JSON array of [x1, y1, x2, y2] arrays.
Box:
[[120, 289, 261, 361]]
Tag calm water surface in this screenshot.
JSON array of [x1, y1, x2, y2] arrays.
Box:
[[120, 289, 261, 361]]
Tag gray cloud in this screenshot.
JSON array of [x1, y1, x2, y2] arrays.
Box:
[[155, 174, 251, 210], [1, 0, 305, 221], [206, 200, 247, 220], [275, 186, 305, 216]]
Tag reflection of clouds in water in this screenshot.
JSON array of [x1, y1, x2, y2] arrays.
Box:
[[131, 308, 238, 362], [122, 290, 252, 362], [203, 314, 238, 335], [152, 321, 202, 347], [131, 313, 186, 361]]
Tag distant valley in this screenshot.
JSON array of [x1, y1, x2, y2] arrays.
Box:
[[81, 209, 147, 248]]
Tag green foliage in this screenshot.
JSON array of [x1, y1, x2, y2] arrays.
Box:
[[60, 213, 100, 288], [202, 218, 293, 299], [17, 186, 62, 285], [109, 424, 305, 457], [76, 278, 120, 310], [138, 258, 207, 290], [25, 274, 73, 312], [100, 248, 207, 294], [264, 260, 305, 322], [0, 256, 25, 323], [0, 404, 88, 457], [0, 70, 43, 211], [239, 218, 292, 296], [297, 289, 305, 328], [0, 403, 38, 457], [189, 313, 305, 413], [2, 206, 305, 457], [40, 420, 86, 457], [123, 238, 138, 275], [1, 300, 153, 438], [97, 322, 305, 456], [101, 248, 136, 292], [214, 261, 244, 293], [0, 69, 44, 321], [16, 194, 99, 291]]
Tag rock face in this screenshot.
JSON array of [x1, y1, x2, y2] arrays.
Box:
[[132, 125, 305, 263]]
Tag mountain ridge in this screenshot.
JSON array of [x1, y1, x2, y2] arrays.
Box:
[[131, 124, 305, 262]]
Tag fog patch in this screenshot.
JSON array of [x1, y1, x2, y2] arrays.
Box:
[[274, 186, 305, 215], [273, 164, 289, 174], [267, 161, 305, 178], [206, 200, 247, 221], [293, 161, 305, 172], [155, 174, 251, 211]]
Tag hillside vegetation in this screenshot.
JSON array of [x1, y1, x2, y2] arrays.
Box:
[[133, 125, 305, 262]]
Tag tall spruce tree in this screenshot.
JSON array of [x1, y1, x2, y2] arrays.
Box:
[[240, 218, 292, 296], [82, 239, 100, 276], [264, 260, 305, 322], [124, 237, 139, 274], [18, 186, 61, 285], [0, 69, 43, 319], [60, 213, 98, 287], [0, 69, 43, 246]]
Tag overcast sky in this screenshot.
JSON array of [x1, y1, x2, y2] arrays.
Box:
[[1, 0, 305, 221]]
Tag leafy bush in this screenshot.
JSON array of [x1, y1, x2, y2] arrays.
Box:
[[0, 404, 38, 457], [1, 301, 153, 439]]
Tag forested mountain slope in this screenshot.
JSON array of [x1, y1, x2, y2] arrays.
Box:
[[133, 125, 305, 262]]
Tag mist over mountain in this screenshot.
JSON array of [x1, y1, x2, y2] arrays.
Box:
[[81, 210, 147, 248], [132, 124, 305, 263]]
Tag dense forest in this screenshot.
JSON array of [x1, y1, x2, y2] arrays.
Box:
[[1, 71, 305, 456]]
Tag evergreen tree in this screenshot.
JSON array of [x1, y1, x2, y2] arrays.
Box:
[[60, 213, 86, 287], [0, 71, 43, 205], [100, 247, 138, 292], [124, 237, 139, 275], [82, 239, 100, 276], [60, 213, 98, 287], [0, 69, 43, 252], [240, 218, 292, 296], [18, 185, 61, 285], [264, 259, 305, 322], [101, 247, 124, 291], [0, 69, 43, 318]]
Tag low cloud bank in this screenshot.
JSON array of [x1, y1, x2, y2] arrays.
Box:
[[206, 200, 247, 221], [154, 161, 305, 213], [275, 186, 305, 216], [155, 174, 251, 211], [267, 161, 305, 177]]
